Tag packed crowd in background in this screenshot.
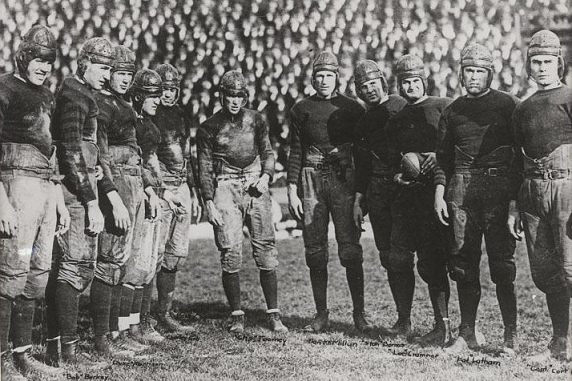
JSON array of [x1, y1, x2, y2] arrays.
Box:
[[1, 0, 570, 170]]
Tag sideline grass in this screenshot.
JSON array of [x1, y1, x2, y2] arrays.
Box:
[[34, 237, 571, 380]]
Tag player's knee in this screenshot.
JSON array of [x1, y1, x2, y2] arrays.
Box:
[[255, 248, 279, 271], [387, 246, 414, 273], [530, 272, 564, 295], [419, 265, 448, 287], [160, 257, 183, 273], [379, 250, 390, 270], [339, 243, 363, 268], [221, 249, 242, 273], [305, 244, 328, 269], [490, 261, 516, 284]]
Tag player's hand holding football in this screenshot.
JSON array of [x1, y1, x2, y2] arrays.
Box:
[[420, 152, 437, 174], [0, 185, 18, 238], [287, 183, 304, 221], [205, 200, 224, 227], [507, 200, 523, 241]]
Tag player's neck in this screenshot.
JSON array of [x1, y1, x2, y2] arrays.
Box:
[[537, 81, 562, 91]]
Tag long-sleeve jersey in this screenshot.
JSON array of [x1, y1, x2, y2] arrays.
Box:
[[0, 73, 54, 158], [152, 104, 196, 188], [95, 90, 140, 194], [353, 95, 407, 194], [434, 89, 521, 196], [386, 96, 452, 174], [51, 77, 99, 204], [197, 108, 275, 201], [287, 94, 364, 184], [135, 115, 163, 189], [511, 85, 572, 195]]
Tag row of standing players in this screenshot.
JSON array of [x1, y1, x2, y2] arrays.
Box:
[[0, 25, 571, 380]]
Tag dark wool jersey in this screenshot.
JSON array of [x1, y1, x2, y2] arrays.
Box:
[[197, 108, 275, 201], [152, 104, 190, 173], [434, 89, 521, 191], [287, 93, 365, 183], [0, 74, 54, 158], [512, 85, 572, 195], [354, 95, 407, 194], [51, 77, 99, 204], [513, 85, 572, 159], [136, 115, 163, 188], [95, 90, 139, 194], [386, 96, 452, 173]]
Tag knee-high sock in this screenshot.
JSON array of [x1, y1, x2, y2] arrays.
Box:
[[496, 282, 517, 329], [428, 285, 450, 322], [90, 278, 112, 339], [309, 267, 328, 312], [0, 296, 12, 353], [546, 291, 570, 338], [222, 271, 241, 312], [457, 281, 481, 329], [11, 297, 35, 350], [119, 284, 134, 332], [141, 280, 154, 316], [391, 270, 415, 322], [156, 269, 177, 314], [56, 281, 81, 344], [109, 284, 123, 333], [346, 264, 365, 313], [44, 275, 59, 340], [260, 270, 278, 310], [131, 286, 144, 323]]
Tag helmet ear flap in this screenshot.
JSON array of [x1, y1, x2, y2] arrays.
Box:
[[558, 56, 565, 79], [380, 75, 388, 93]]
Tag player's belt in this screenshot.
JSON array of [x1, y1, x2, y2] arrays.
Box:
[[163, 177, 185, 186], [0, 168, 62, 181], [304, 161, 329, 170], [113, 165, 142, 177], [524, 168, 571, 180], [455, 167, 509, 177], [216, 171, 260, 182]]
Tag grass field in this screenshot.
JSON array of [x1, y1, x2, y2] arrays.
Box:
[[35, 235, 571, 381]]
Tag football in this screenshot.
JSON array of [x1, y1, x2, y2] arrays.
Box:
[[401, 152, 424, 180]]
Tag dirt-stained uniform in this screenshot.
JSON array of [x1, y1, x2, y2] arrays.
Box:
[[387, 95, 451, 325], [434, 44, 521, 354], [45, 38, 118, 367], [150, 63, 198, 333], [90, 48, 155, 355], [287, 52, 365, 332], [198, 70, 287, 334], [354, 94, 407, 263], [384, 54, 452, 342], [0, 26, 65, 380], [510, 31, 572, 362]]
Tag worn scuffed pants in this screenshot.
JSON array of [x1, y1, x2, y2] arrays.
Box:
[[0, 143, 57, 301], [519, 145, 572, 295]]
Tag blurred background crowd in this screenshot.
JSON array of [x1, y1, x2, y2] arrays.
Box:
[[1, 0, 570, 173]]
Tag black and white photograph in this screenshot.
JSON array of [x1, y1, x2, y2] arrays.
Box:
[[0, 0, 571, 380]]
